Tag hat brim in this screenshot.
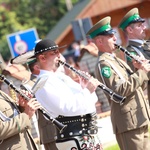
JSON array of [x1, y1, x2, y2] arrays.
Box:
[[130, 17, 145, 24], [55, 45, 67, 50], [97, 29, 116, 36]]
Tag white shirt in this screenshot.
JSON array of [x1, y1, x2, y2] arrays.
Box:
[[34, 70, 98, 118]]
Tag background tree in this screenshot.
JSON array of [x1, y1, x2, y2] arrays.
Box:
[[0, 0, 79, 61]]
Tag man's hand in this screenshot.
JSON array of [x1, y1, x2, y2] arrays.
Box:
[[79, 71, 99, 93], [18, 90, 33, 107], [133, 59, 150, 73], [24, 98, 41, 119]]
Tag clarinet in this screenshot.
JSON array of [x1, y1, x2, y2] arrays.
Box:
[[0, 74, 67, 133], [59, 60, 126, 105], [114, 44, 143, 63]]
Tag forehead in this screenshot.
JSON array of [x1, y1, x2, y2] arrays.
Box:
[[128, 22, 144, 28]]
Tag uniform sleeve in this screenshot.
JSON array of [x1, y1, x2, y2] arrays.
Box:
[[96, 61, 149, 98], [0, 113, 31, 140]]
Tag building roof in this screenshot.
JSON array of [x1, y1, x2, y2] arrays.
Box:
[[46, 0, 150, 49], [46, 0, 91, 43]]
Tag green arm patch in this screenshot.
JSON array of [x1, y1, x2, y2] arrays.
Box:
[[126, 51, 136, 62], [101, 66, 111, 78]]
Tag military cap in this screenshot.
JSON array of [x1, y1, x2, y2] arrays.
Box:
[[86, 16, 115, 39], [35, 39, 66, 55], [119, 8, 145, 30]]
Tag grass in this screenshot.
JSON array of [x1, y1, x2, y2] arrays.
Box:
[[104, 144, 120, 150]]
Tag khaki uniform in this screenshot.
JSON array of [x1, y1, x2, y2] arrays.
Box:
[[95, 52, 150, 150], [0, 90, 37, 150], [126, 40, 150, 105]]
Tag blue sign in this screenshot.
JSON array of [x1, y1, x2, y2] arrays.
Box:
[[7, 28, 39, 57]]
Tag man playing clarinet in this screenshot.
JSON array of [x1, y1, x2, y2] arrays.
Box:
[[32, 39, 103, 150], [86, 16, 150, 150]]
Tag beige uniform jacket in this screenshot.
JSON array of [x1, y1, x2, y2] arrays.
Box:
[[95, 52, 150, 134], [0, 90, 37, 150]]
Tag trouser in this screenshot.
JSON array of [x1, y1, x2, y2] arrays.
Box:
[[44, 141, 58, 150], [116, 125, 150, 150]]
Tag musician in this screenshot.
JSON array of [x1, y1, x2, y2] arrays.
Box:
[[32, 39, 103, 150], [29, 55, 59, 150], [86, 16, 150, 150], [13, 53, 58, 150], [0, 88, 41, 150], [118, 7, 150, 104]]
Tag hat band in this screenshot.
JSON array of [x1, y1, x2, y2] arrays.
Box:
[[35, 45, 58, 55], [120, 14, 140, 30], [89, 24, 111, 38]]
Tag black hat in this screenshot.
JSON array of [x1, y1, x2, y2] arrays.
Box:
[[34, 39, 66, 55], [86, 16, 115, 38], [119, 8, 145, 30]]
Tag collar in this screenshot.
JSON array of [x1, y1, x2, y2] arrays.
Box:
[[129, 39, 144, 45], [39, 69, 53, 76], [98, 51, 116, 60], [105, 52, 116, 58]]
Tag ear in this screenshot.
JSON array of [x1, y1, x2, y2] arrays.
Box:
[[95, 37, 102, 45], [34, 64, 40, 70], [126, 26, 133, 33], [39, 54, 46, 61]]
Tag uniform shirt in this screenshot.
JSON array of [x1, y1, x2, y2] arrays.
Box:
[[34, 70, 98, 118]]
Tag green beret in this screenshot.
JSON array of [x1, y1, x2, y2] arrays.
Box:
[[86, 16, 115, 39], [119, 8, 145, 30]]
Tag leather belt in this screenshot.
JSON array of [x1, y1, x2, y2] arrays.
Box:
[[56, 113, 98, 140]]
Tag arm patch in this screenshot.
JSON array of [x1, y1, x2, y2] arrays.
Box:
[[101, 66, 111, 78]]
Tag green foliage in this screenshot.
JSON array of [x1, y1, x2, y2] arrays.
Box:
[[0, 0, 79, 61]]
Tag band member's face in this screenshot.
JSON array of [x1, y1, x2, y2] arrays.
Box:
[[127, 22, 146, 40], [95, 34, 117, 53], [39, 49, 60, 71]]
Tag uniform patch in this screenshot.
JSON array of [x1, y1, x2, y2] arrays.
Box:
[[101, 66, 111, 78], [126, 51, 136, 62]]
